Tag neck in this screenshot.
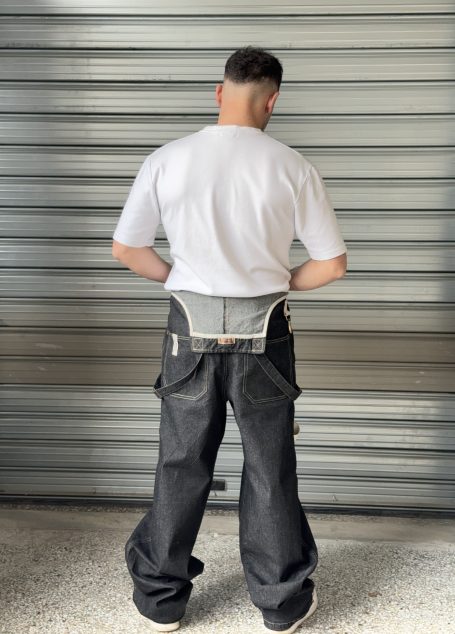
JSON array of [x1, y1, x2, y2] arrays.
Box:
[[216, 114, 263, 130]]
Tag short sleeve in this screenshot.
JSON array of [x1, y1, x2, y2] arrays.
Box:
[[112, 155, 161, 247], [294, 164, 347, 260]]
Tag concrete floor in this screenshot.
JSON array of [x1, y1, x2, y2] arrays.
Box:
[[0, 504, 454, 634]]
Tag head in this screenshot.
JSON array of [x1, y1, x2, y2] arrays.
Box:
[[214, 46, 283, 131]]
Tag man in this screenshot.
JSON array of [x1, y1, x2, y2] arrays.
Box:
[[112, 46, 347, 634]]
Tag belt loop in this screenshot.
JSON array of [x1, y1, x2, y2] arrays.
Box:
[[171, 332, 179, 356], [284, 298, 292, 333]]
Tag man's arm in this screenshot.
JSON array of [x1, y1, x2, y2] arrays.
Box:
[[112, 240, 172, 283], [291, 162, 348, 291], [289, 252, 347, 291]]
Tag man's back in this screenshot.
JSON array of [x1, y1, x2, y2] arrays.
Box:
[[113, 123, 346, 297]]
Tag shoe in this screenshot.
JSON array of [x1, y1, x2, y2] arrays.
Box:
[[263, 587, 318, 633], [144, 617, 181, 632]]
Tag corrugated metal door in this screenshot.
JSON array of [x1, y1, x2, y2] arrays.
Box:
[[1, 1, 454, 512]]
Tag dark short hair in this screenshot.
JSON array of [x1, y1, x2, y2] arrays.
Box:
[[224, 46, 283, 91]]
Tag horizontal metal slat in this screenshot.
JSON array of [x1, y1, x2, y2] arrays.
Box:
[[1, 470, 454, 511], [1, 470, 453, 510], [1, 271, 454, 301], [1, 81, 452, 115], [1, 442, 454, 480], [1, 15, 453, 49], [1, 299, 453, 332], [291, 243, 455, 270], [1, 210, 453, 241], [2, 147, 454, 178], [0, 49, 453, 81], [2, 385, 452, 419], [1, 177, 454, 209], [1, 329, 453, 363], [2, 414, 453, 452], [2, 240, 455, 271], [1, 1, 452, 15], [1, 469, 455, 512], [1, 114, 453, 146], [1, 357, 453, 392]]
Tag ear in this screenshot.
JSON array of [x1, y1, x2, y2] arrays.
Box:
[[266, 90, 280, 114], [215, 83, 223, 106], [271, 91, 280, 107]]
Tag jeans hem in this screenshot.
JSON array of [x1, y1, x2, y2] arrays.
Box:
[[263, 615, 304, 627], [262, 611, 309, 631]]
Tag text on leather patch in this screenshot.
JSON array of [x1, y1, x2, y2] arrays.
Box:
[[217, 337, 236, 344]]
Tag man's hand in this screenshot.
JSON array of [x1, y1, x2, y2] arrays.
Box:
[[112, 240, 172, 283], [289, 252, 347, 291]]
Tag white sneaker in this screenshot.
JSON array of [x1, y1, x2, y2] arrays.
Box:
[[263, 588, 318, 633], [144, 616, 181, 632]]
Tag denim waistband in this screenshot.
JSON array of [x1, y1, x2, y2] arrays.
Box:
[[169, 290, 292, 354]]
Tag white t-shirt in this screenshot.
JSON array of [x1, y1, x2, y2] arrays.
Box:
[[112, 124, 347, 297]]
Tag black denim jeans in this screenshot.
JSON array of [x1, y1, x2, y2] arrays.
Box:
[[124, 294, 319, 631]]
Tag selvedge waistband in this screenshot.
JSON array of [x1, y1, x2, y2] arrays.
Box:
[[170, 290, 292, 354]]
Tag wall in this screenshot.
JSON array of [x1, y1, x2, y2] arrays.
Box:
[[0, 1, 454, 512]]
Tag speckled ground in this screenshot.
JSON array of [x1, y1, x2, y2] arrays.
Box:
[[0, 506, 454, 634]]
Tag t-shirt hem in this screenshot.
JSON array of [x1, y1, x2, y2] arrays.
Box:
[[112, 231, 154, 247], [307, 245, 347, 260]]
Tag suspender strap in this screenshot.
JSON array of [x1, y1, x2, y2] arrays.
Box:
[[152, 354, 204, 399], [255, 353, 302, 401]]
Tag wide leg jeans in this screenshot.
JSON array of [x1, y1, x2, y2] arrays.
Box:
[[124, 293, 319, 632]]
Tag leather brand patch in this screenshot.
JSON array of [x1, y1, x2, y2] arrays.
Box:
[[217, 337, 236, 344]]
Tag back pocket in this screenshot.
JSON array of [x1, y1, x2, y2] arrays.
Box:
[[242, 334, 298, 405]]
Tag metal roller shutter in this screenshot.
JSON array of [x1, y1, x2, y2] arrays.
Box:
[[0, 1, 454, 513]]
